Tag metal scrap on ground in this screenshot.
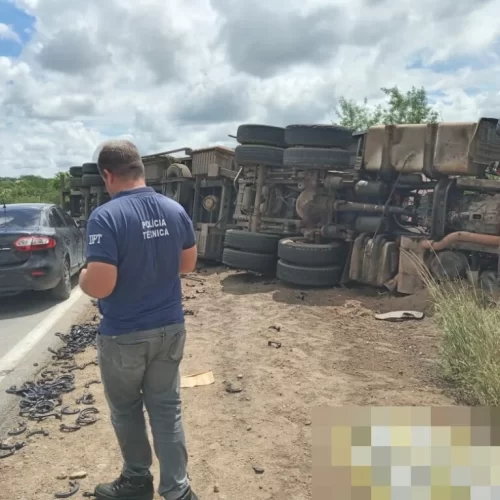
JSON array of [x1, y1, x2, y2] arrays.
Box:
[[374, 311, 425, 322]]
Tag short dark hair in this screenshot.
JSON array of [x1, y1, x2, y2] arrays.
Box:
[[96, 140, 145, 180]]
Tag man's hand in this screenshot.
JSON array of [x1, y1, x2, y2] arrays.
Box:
[[79, 262, 117, 299]]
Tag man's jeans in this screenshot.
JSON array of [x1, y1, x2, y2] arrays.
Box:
[[97, 324, 189, 500]]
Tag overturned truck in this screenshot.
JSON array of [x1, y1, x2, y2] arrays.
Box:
[[223, 119, 500, 294], [63, 146, 238, 262]]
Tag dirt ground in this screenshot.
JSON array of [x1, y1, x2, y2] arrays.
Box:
[[0, 267, 452, 500]]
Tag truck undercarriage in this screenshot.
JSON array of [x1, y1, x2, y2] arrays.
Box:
[[62, 118, 500, 295]]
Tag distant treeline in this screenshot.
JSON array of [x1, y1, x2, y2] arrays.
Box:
[[0, 173, 68, 204]]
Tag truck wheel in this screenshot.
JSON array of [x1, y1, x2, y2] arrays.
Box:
[[82, 174, 104, 187], [479, 271, 500, 293], [236, 124, 286, 148], [224, 230, 282, 254], [69, 166, 83, 177], [278, 237, 346, 266], [235, 145, 284, 167], [165, 164, 193, 207], [82, 162, 99, 175], [285, 124, 354, 149], [429, 251, 468, 280], [276, 259, 342, 287], [70, 177, 83, 189], [222, 248, 276, 275], [51, 258, 72, 300], [283, 147, 353, 170]]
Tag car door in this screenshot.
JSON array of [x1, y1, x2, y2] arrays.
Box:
[[58, 208, 85, 267], [48, 207, 77, 272]]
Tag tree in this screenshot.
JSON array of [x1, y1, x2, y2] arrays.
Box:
[[0, 174, 62, 204], [336, 86, 440, 131]]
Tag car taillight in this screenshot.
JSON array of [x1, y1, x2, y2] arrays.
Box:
[[14, 236, 57, 252]]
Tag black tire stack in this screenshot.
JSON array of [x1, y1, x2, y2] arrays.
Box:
[[222, 230, 282, 275], [276, 237, 347, 287], [283, 124, 354, 170], [234, 124, 286, 166], [69, 165, 83, 189], [82, 163, 104, 187]]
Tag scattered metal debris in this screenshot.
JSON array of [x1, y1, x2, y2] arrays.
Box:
[[84, 379, 101, 389], [60, 424, 81, 433], [61, 406, 81, 416], [76, 393, 95, 405], [26, 429, 49, 438], [374, 311, 425, 322], [54, 480, 80, 498], [0, 441, 25, 459], [7, 421, 27, 436], [252, 465, 265, 474], [225, 382, 243, 394], [76, 407, 99, 426]]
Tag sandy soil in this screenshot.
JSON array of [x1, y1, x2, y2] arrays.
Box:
[[0, 268, 452, 500]]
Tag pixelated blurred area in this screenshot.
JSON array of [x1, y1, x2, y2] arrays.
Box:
[[312, 406, 500, 499]]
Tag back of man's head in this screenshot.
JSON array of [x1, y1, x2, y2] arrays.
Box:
[[96, 140, 145, 180]]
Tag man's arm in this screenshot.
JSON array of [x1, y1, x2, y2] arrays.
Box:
[[179, 209, 197, 274], [79, 213, 118, 299]]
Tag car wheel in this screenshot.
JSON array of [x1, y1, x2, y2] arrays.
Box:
[[51, 258, 72, 300]]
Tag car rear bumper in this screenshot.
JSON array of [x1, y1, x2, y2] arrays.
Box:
[[0, 254, 61, 296]]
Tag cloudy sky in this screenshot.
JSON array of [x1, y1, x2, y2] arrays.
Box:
[[0, 0, 500, 177]]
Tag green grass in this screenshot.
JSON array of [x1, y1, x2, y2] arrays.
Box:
[[402, 247, 500, 405], [428, 281, 500, 405]]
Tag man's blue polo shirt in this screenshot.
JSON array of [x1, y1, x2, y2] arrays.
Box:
[[85, 187, 196, 336]]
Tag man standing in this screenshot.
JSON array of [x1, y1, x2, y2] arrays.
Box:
[[79, 140, 198, 500]]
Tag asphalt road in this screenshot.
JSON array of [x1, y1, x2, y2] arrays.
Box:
[[0, 282, 91, 435]]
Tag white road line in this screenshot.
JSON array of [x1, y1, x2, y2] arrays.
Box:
[[0, 288, 85, 383]]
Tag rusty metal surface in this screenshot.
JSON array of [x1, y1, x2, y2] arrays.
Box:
[[191, 146, 235, 176], [396, 236, 426, 295], [195, 223, 226, 261], [363, 118, 500, 178]]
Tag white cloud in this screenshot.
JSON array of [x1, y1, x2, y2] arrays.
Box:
[[0, 0, 500, 176], [0, 23, 21, 44]]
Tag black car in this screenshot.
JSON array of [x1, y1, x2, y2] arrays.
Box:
[[0, 203, 86, 299]]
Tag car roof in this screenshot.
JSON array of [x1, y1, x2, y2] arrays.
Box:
[[3, 203, 53, 209]]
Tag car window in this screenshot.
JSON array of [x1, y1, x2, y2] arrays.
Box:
[[0, 207, 41, 228], [59, 208, 78, 228], [47, 208, 65, 228]]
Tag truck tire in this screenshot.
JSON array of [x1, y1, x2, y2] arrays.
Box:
[[70, 177, 83, 189], [69, 166, 82, 177], [222, 248, 276, 275], [82, 174, 104, 187], [479, 271, 500, 293], [236, 124, 286, 148], [278, 237, 346, 266], [283, 147, 353, 170], [82, 162, 99, 175], [166, 163, 192, 178], [276, 259, 342, 287], [235, 145, 284, 167], [224, 230, 282, 254], [285, 124, 354, 149], [165, 164, 192, 206]]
